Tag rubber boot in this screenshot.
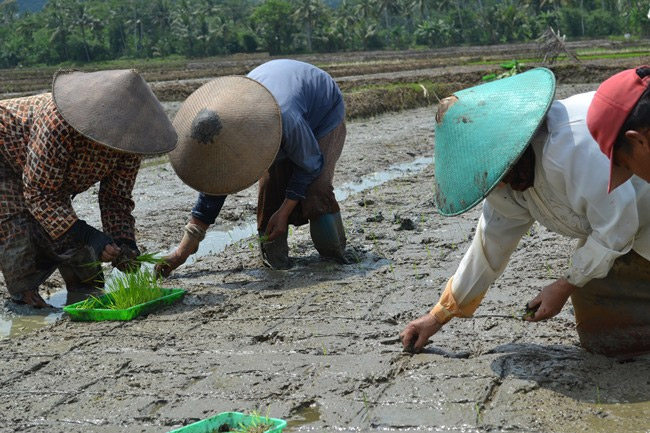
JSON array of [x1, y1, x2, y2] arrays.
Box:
[[309, 212, 349, 264], [59, 246, 105, 305], [259, 230, 291, 270]]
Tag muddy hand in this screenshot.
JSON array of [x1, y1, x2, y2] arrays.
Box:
[[399, 313, 443, 353], [100, 243, 121, 263], [265, 211, 289, 241], [525, 278, 577, 322], [155, 250, 187, 278], [112, 245, 139, 272]]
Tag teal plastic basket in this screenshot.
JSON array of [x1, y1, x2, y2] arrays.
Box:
[[167, 411, 287, 433], [63, 288, 185, 321]]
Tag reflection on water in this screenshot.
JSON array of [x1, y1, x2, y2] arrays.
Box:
[[286, 404, 322, 431], [0, 156, 433, 339], [191, 156, 433, 263], [0, 289, 66, 339], [586, 400, 650, 431]]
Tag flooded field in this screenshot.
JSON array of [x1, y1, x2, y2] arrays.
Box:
[[2, 46, 650, 432]]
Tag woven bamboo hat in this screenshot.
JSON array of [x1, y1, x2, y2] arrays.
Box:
[[433, 68, 556, 216], [169, 76, 282, 195], [52, 69, 177, 155]]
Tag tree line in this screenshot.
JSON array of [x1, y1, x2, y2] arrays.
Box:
[[1, 0, 649, 68]]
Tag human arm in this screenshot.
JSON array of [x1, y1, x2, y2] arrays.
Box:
[[265, 198, 298, 241], [23, 100, 118, 261], [262, 117, 323, 240], [98, 152, 142, 269], [283, 116, 324, 201], [431, 195, 536, 324], [155, 194, 226, 277], [401, 194, 534, 352], [541, 100, 638, 288]]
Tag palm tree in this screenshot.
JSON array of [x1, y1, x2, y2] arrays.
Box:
[[354, 0, 375, 21], [374, 0, 400, 28], [292, 0, 323, 51], [46, 0, 71, 61], [67, 0, 95, 62]]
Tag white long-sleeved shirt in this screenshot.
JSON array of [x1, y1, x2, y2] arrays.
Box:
[[440, 92, 650, 318]]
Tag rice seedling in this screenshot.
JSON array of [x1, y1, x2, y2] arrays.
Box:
[[76, 266, 165, 310], [220, 411, 274, 433]]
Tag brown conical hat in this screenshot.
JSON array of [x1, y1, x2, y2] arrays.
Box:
[[52, 69, 178, 155], [169, 76, 282, 195]]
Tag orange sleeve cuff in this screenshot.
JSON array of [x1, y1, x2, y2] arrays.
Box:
[[431, 278, 459, 324], [430, 277, 487, 324]]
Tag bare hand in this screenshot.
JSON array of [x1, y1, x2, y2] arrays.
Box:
[[100, 243, 120, 262], [265, 210, 289, 241], [399, 313, 443, 353], [112, 245, 140, 272], [155, 249, 189, 278], [525, 278, 577, 322]]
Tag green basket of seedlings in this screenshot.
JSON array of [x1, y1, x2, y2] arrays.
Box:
[[167, 411, 287, 433], [63, 254, 185, 321]]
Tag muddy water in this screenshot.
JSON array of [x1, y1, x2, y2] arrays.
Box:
[[0, 156, 433, 338], [4, 85, 650, 433], [190, 156, 432, 264], [0, 291, 64, 338]]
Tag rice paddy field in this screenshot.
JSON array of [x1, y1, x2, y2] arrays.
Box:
[[1, 40, 650, 432]]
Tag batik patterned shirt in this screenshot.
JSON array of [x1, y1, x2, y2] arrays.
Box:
[[0, 93, 141, 241]]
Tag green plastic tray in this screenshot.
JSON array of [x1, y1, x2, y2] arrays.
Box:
[[167, 411, 287, 433], [63, 288, 186, 321]]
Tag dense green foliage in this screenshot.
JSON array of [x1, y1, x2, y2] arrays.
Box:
[[1, 0, 649, 68]]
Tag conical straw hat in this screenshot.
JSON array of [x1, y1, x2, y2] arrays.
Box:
[[52, 69, 177, 155], [433, 68, 556, 216], [169, 76, 282, 195]]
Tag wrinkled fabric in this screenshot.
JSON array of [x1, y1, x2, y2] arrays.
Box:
[[0, 93, 140, 241], [572, 251, 650, 358], [434, 91, 650, 320], [0, 156, 102, 295], [248, 60, 345, 200], [258, 122, 345, 230]]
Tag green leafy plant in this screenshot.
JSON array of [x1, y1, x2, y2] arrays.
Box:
[[482, 60, 522, 82], [76, 268, 165, 310], [219, 411, 274, 433]]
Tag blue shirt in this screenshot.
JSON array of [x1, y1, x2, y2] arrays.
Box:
[[192, 60, 345, 225]]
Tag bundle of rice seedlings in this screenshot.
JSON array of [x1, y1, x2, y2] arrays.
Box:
[[77, 256, 167, 310]]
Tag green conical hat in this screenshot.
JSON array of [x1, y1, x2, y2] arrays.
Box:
[[433, 68, 556, 216]]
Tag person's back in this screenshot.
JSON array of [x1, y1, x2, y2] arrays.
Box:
[[247, 59, 344, 141]]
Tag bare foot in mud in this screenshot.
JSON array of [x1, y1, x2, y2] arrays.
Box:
[[12, 290, 52, 309]]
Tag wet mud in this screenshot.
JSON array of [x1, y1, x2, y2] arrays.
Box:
[[2, 79, 650, 433]]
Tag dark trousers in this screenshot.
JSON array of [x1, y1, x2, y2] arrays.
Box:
[[0, 158, 101, 296], [572, 250, 650, 359], [257, 122, 346, 231]]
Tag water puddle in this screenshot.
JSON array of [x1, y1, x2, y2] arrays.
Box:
[[0, 156, 432, 339], [286, 404, 322, 431], [191, 156, 433, 262], [0, 290, 66, 338]]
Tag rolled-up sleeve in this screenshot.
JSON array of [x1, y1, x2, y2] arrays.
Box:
[[432, 193, 535, 323], [283, 116, 323, 200], [191, 193, 227, 225]]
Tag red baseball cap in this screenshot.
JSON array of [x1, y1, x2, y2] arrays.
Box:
[[587, 66, 650, 192]]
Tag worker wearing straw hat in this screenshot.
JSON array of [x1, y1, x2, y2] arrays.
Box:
[[399, 68, 650, 358], [0, 69, 177, 308], [157, 59, 348, 275]]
